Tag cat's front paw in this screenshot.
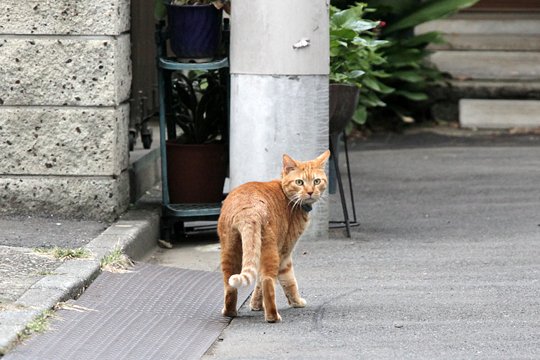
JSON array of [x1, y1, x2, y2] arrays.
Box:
[[291, 298, 307, 308]]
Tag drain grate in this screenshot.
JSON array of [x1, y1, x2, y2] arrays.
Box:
[[5, 263, 251, 360]]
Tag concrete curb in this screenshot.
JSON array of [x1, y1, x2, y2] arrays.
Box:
[[0, 207, 160, 355]]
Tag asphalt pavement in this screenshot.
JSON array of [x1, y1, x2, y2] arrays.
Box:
[[1, 127, 540, 359], [204, 129, 540, 359]]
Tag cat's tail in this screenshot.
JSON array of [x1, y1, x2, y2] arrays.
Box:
[[228, 220, 262, 288]]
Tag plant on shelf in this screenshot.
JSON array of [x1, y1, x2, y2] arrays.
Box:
[[165, 69, 229, 204], [170, 70, 228, 144]]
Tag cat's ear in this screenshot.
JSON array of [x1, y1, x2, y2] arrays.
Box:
[[282, 154, 298, 175], [314, 150, 331, 168]]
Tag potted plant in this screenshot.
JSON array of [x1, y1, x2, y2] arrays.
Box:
[[155, 0, 230, 62], [328, 4, 390, 196], [166, 69, 228, 203], [329, 3, 391, 131]]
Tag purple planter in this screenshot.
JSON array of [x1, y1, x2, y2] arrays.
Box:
[[167, 4, 223, 61]]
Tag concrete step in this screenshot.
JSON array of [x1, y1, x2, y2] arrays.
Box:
[[430, 34, 540, 51], [128, 121, 161, 203], [428, 51, 540, 81], [460, 99, 540, 129], [417, 13, 540, 35], [416, 13, 540, 51], [448, 80, 540, 98]]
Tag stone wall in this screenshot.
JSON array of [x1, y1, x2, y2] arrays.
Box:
[[0, 0, 131, 221]]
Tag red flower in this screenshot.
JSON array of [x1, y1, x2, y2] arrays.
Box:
[[378, 21, 387, 28]]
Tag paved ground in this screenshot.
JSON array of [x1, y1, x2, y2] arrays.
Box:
[[200, 130, 540, 359], [1, 128, 539, 359], [0, 203, 160, 356]]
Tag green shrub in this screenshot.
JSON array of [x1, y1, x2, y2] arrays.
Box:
[[330, 3, 391, 126], [332, 0, 479, 130]]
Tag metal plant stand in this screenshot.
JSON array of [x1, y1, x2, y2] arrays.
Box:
[[329, 84, 360, 238], [156, 25, 229, 240]]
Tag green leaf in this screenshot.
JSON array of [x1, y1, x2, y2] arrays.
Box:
[[393, 71, 425, 83], [383, 0, 480, 35], [400, 31, 445, 47], [331, 5, 366, 27], [385, 49, 425, 68], [362, 76, 394, 94], [394, 90, 429, 101], [346, 19, 380, 32], [359, 91, 386, 107], [154, 0, 167, 21], [332, 5, 381, 31], [352, 106, 367, 125], [366, 0, 420, 16], [330, 28, 357, 40], [349, 70, 366, 78], [353, 37, 389, 48]]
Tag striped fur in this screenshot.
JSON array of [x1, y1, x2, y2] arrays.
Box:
[[228, 220, 261, 288], [218, 150, 330, 322]]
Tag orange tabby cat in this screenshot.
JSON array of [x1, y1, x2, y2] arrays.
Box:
[[218, 150, 330, 322]]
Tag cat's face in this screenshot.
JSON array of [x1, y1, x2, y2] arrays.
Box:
[[281, 150, 331, 207]]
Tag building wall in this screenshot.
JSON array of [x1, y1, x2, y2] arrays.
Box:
[[0, 0, 131, 220]]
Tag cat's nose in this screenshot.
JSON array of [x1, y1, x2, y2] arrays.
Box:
[[307, 191, 313, 196]]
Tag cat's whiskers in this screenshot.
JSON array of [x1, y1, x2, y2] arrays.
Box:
[[288, 193, 304, 212]]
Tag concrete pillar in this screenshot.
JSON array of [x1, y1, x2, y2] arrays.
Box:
[[230, 0, 330, 239], [0, 1, 131, 221]]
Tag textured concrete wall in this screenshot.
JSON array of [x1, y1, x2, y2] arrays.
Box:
[[0, 0, 131, 220], [0, 1, 130, 35], [0, 35, 131, 106]]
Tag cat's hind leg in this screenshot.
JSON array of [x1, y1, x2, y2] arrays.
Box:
[[249, 279, 263, 311], [260, 241, 281, 323], [220, 231, 242, 317], [278, 257, 306, 308]]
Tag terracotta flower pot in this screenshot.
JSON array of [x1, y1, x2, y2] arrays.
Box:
[[166, 142, 227, 203]]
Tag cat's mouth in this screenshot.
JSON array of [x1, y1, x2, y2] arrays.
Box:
[[302, 196, 317, 205]]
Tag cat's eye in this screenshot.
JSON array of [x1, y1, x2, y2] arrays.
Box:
[[295, 179, 304, 186], [314, 178, 321, 185]]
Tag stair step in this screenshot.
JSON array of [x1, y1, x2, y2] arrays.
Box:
[[460, 99, 540, 128], [416, 13, 540, 35], [416, 13, 540, 51], [448, 80, 540, 98], [429, 34, 540, 51], [428, 51, 540, 81]]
